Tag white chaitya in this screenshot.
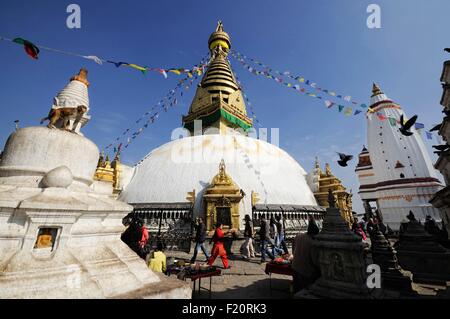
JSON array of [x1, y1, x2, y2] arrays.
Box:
[[357, 84, 443, 230], [119, 133, 318, 228], [48, 68, 91, 135], [0, 69, 191, 299]]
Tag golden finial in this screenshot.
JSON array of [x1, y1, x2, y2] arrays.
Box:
[[208, 21, 231, 52], [219, 159, 226, 176], [325, 163, 332, 176], [70, 67, 90, 87], [371, 83, 383, 97], [216, 20, 224, 32]]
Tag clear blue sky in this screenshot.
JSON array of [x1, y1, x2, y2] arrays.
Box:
[[1, 0, 449, 213]]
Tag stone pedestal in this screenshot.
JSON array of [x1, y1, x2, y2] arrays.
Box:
[[0, 127, 190, 298], [396, 218, 450, 285], [296, 207, 372, 299]]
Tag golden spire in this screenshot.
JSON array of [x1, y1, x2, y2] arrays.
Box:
[[183, 22, 252, 134], [325, 163, 332, 176], [371, 82, 383, 97]]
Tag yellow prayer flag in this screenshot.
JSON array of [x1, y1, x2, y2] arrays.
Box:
[[128, 64, 147, 72], [344, 107, 353, 116], [169, 69, 181, 75]]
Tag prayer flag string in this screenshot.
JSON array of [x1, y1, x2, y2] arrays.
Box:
[[0, 36, 208, 78], [103, 55, 209, 153], [232, 49, 368, 109]]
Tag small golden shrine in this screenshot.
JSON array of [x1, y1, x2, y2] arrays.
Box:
[[94, 151, 122, 196], [203, 159, 243, 231], [312, 158, 353, 224]]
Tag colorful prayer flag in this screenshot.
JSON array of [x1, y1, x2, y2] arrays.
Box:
[[169, 69, 181, 75], [83, 55, 103, 65], [388, 117, 397, 126], [338, 105, 344, 112], [325, 100, 334, 108], [426, 132, 433, 140], [344, 107, 353, 116], [414, 122, 425, 129], [13, 38, 39, 59]]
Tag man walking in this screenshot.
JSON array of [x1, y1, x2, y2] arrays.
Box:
[[240, 215, 256, 260], [190, 217, 210, 263], [259, 217, 275, 264]]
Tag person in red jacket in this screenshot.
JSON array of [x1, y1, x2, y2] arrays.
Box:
[[207, 222, 231, 269]]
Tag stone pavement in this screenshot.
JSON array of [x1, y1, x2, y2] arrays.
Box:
[[164, 249, 450, 299], [165, 250, 293, 299]]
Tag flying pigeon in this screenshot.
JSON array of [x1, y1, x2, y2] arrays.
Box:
[[337, 152, 353, 167], [432, 144, 450, 151], [430, 123, 442, 132], [399, 114, 418, 136]]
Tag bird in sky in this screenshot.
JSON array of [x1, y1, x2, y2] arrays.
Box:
[[429, 123, 442, 132], [399, 114, 418, 136], [337, 152, 353, 167]]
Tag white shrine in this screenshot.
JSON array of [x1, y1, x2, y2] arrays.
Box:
[[0, 69, 190, 298], [356, 84, 443, 231]]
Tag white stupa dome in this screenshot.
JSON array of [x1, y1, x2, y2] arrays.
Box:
[[119, 134, 318, 221]]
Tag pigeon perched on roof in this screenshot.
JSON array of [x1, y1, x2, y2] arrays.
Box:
[[432, 144, 450, 151]]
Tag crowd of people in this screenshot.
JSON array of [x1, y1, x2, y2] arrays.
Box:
[[120, 211, 449, 295]]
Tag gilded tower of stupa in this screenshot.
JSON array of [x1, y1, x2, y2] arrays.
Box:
[[182, 21, 253, 134]]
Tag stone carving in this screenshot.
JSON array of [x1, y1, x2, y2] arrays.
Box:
[[396, 213, 450, 285], [371, 225, 415, 296], [296, 206, 371, 299]]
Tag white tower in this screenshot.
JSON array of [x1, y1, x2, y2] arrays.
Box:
[[358, 84, 442, 230]]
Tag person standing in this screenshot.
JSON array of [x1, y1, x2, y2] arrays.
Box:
[[208, 222, 230, 269], [190, 217, 210, 263], [291, 219, 321, 293], [259, 217, 275, 263], [270, 215, 283, 257], [276, 215, 289, 255], [121, 216, 149, 260], [240, 215, 255, 260]]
